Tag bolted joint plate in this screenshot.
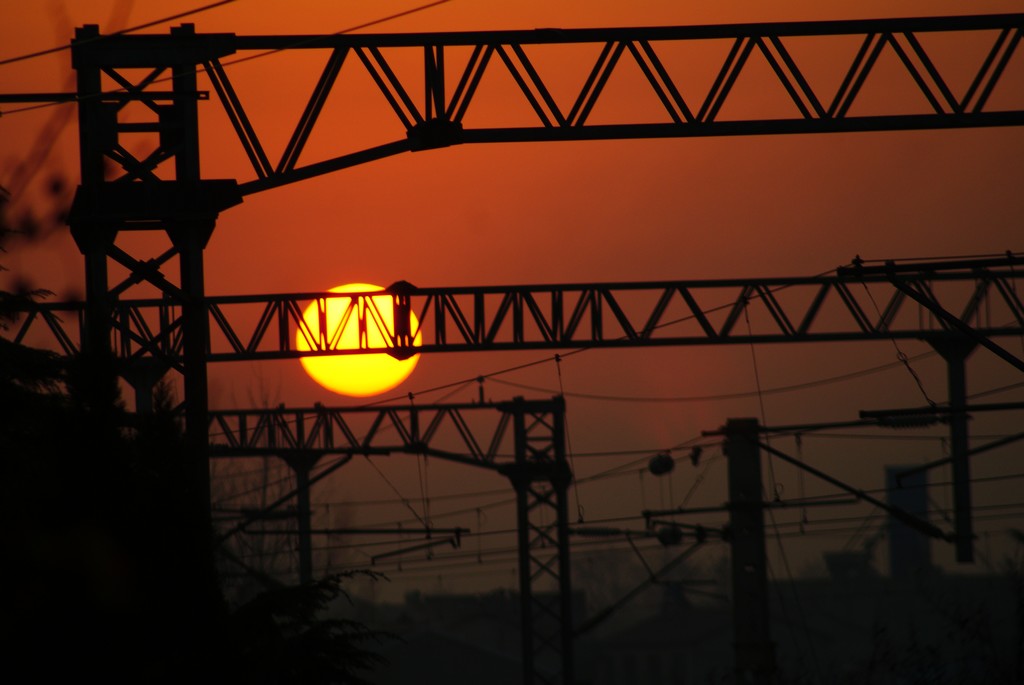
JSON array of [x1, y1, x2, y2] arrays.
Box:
[[407, 119, 463, 151], [69, 180, 242, 246]]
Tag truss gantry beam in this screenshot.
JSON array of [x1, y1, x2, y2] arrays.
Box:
[[208, 397, 573, 685], [207, 399, 524, 467], [10, 257, 1024, 366], [35, 15, 1023, 684], [63, 14, 1024, 199]]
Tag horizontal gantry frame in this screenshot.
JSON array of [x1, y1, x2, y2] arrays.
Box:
[[9, 258, 1024, 367], [69, 13, 1024, 195], [206, 398, 563, 469]]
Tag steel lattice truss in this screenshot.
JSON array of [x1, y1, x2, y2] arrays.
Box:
[[46, 16, 1022, 683], [507, 401, 573, 685], [10, 258, 1024, 368], [209, 398, 574, 684], [70, 14, 1024, 200], [208, 400, 523, 466]]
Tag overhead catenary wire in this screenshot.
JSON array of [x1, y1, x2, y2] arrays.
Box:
[[296, 505, 1024, 577], [311, 501, 1024, 559], [232, 495, 1024, 582], [286, 514, 1024, 582], [202, 371, 1023, 499], [333, 264, 851, 410], [205, 257, 1023, 473], [856, 272, 937, 408], [189, 254, 1024, 589], [555, 353, 586, 522], [0, 0, 240, 68], [211, 422, 1024, 534], [280, 511, 1024, 578], [213, 424, 1024, 535], [487, 350, 937, 403], [334, 434, 991, 533], [677, 449, 719, 509], [743, 303, 824, 681], [857, 252, 1019, 264], [0, 0, 454, 116], [363, 454, 429, 529], [362, 251, 1022, 412]]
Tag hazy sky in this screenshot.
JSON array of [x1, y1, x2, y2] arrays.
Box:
[[2, 1, 1023, 596]]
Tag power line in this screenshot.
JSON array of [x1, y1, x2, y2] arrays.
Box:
[[232, 498, 1024, 574], [742, 300, 824, 680], [317, 502, 1024, 573], [487, 351, 935, 403], [336, 266, 849, 409], [0, 0, 240, 68], [858, 252, 1018, 264], [363, 455, 429, 528], [0, 0, 454, 116], [211, 431, 1024, 549]]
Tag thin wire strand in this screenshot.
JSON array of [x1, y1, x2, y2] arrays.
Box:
[[858, 252, 1017, 263], [362, 455, 429, 528], [742, 300, 777, 493], [0, 0, 453, 117], [487, 350, 937, 403], [742, 298, 823, 681], [859, 279, 936, 407], [315, 264, 850, 410], [0, 0, 239, 68], [678, 450, 718, 509]]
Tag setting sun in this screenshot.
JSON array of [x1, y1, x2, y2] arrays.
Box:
[[296, 283, 421, 397]]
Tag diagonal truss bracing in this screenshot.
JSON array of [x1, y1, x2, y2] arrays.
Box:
[[70, 14, 1024, 198], [9, 257, 1024, 365], [208, 398, 573, 684], [207, 400, 517, 466]]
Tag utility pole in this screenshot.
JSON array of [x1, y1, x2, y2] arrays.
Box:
[[282, 450, 323, 585], [724, 418, 775, 685], [501, 396, 574, 685], [68, 24, 241, 589], [930, 338, 977, 562]]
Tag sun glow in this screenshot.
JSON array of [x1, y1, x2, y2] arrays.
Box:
[[296, 283, 421, 397]]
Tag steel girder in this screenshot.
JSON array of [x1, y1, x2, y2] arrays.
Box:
[[209, 397, 573, 685], [9, 257, 1024, 367], [63, 15, 1024, 196]]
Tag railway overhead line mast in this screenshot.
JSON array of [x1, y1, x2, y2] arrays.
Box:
[[3, 12, 1023, 685]]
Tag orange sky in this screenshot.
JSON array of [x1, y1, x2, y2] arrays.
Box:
[[2, 1, 1024, 593]]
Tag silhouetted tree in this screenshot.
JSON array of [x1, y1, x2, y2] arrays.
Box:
[[226, 571, 390, 685], [2, 196, 389, 683]]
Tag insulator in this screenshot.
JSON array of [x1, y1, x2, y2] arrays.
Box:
[[648, 452, 675, 476], [689, 445, 703, 466]]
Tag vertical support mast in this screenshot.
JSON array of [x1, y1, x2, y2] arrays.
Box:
[[68, 24, 242, 589], [503, 397, 575, 685], [931, 338, 977, 562], [170, 25, 215, 539], [284, 450, 322, 585], [70, 25, 113, 360], [724, 418, 775, 685]]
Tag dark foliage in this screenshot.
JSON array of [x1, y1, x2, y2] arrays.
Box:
[[0, 327, 389, 683], [226, 571, 392, 685]]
